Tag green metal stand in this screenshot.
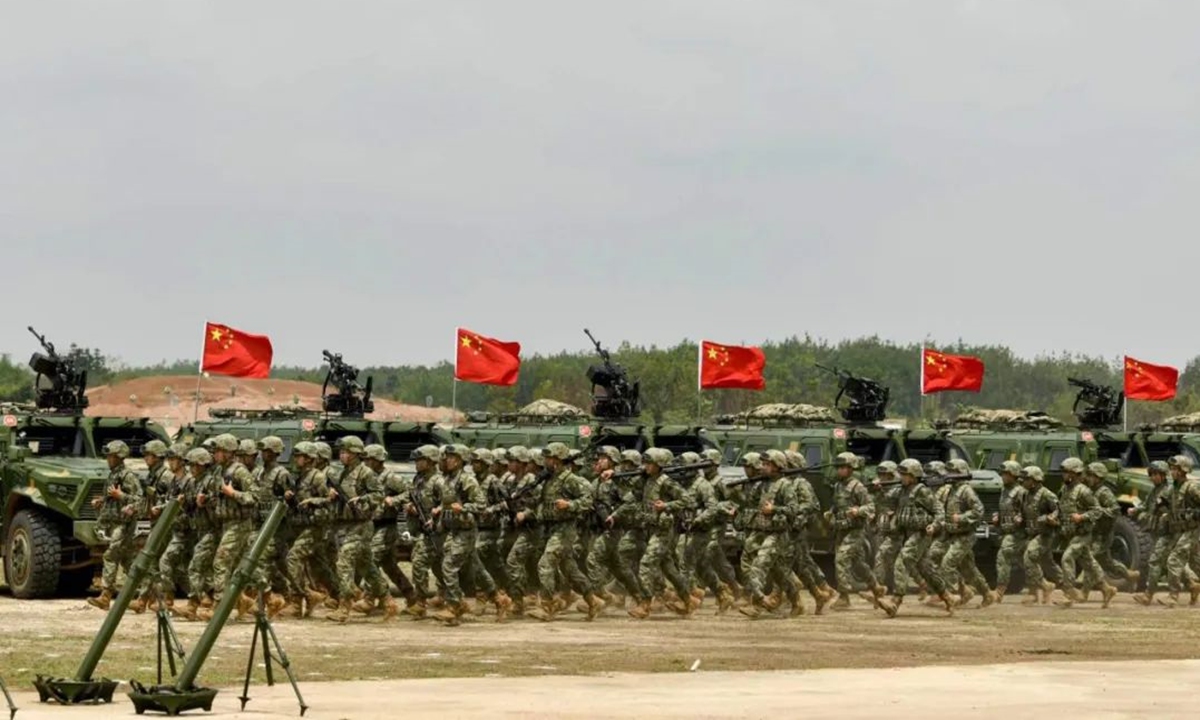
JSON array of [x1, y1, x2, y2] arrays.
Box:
[[35, 501, 180, 705], [237, 592, 308, 716], [0, 675, 17, 719], [154, 589, 187, 685]]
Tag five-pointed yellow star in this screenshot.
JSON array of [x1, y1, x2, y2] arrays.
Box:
[[707, 347, 719, 360], [211, 327, 223, 342], [461, 336, 472, 348]]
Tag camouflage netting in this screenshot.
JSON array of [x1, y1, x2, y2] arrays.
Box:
[[737, 403, 838, 423], [516, 399, 588, 419], [1160, 412, 1200, 431], [953, 408, 1063, 430]]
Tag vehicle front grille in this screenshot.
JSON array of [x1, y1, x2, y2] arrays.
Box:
[[78, 485, 104, 520]]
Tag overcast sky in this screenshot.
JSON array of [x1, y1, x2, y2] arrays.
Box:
[[3, 1, 1198, 370]]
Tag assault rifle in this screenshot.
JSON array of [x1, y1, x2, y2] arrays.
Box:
[[923, 473, 973, 489], [503, 468, 553, 524], [408, 479, 434, 536], [724, 462, 835, 488], [611, 461, 716, 482], [816, 363, 889, 423]]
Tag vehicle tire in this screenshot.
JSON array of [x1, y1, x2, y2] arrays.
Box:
[[1110, 515, 1149, 588], [4, 508, 62, 598]]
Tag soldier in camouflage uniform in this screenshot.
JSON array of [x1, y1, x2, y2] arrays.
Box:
[[325, 436, 391, 623], [939, 458, 996, 608], [630, 448, 697, 618], [1081, 462, 1134, 600], [155, 443, 196, 609], [248, 436, 293, 617], [87, 440, 145, 610], [203, 433, 259, 620], [890, 459, 956, 615], [1162, 455, 1200, 607], [1131, 461, 1174, 605], [180, 443, 222, 620], [471, 448, 513, 615], [784, 450, 834, 614], [739, 450, 805, 618], [502, 446, 543, 613], [828, 452, 888, 611], [237, 438, 260, 470], [308, 441, 341, 599], [669, 452, 714, 609], [128, 439, 175, 613], [1053, 457, 1109, 608], [364, 443, 416, 610], [923, 461, 951, 576], [586, 446, 644, 611], [1020, 466, 1062, 604], [284, 442, 333, 617], [527, 443, 603, 621], [735, 452, 765, 600], [870, 461, 904, 596], [991, 461, 1027, 600]]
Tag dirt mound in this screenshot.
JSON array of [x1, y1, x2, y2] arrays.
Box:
[[85, 375, 459, 434]]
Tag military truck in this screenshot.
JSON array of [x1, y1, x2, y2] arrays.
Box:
[[708, 366, 1000, 558], [445, 330, 717, 456], [948, 379, 1155, 582], [1, 329, 171, 598]]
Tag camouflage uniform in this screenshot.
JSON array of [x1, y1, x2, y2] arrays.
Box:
[[938, 459, 992, 602], [89, 441, 145, 608], [472, 448, 512, 602], [1084, 462, 1132, 593], [250, 436, 295, 602], [1132, 462, 1174, 603], [1165, 456, 1200, 603], [829, 453, 879, 603], [1055, 458, 1105, 605], [614, 450, 650, 601], [209, 434, 259, 604], [503, 447, 543, 603], [632, 448, 695, 617], [892, 459, 951, 612], [157, 443, 198, 600], [587, 447, 646, 603], [870, 462, 903, 592], [924, 461, 950, 570], [993, 462, 1028, 595], [368, 444, 415, 602], [185, 449, 222, 611], [739, 450, 801, 617], [785, 450, 832, 609], [285, 442, 333, 613], [328, 437, 386, 621], [1020, 466, 1062, 603], [529, 443, 598, 620], [423, 444, 491, 623], [131, 440, 174, 603], [680, 452, 726, 602], [407, 446, 446, 605]]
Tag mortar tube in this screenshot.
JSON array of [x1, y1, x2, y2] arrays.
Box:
[[74, 499, 180, 682], [173, 501, 286, 692]]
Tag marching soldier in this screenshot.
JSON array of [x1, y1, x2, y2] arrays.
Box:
[[250, 435, 293, 617], [939, 459, 996, 607], [327, 436, 391, 623], [828, 452, 886, 611], [1082, 462, 1131, 602], [87, 440, 145, 610], [1131, 461, 1174, 605], [364, 443, 417, 610], [1020, 466, 1062, 605], [1053, 458, 1107, 608], [1162, 455, 1200, 607], [155, 443, 196, 610], [891, 459, 956, 615], [739, 450, 805, 618], [284, 442, 334, 617], [129, 439, 174, 613], [870, 461, 904, 597], [992, 461, 1027, 600], [203, 434, 258, 620], [784, 450, 834, 614], [586, 446, 644, 611]]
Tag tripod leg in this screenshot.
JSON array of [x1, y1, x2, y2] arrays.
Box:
[[0, 675, 15, 720], [263, 619, 309, 716], [238, 616, 261, 711], [163, 612, 186, 675]]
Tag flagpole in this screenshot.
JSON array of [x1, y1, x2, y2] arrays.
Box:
[[696, 341, 703, 423], [1123, 395, 1128, 432], [192, 322, 207, 424], [919, 344, 926, 424]]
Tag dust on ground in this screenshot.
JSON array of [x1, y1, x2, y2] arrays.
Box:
[[84, 375, 458, 434], [2, 594, 1199, 692]]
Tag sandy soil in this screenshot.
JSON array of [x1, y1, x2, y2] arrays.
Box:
[[84, 375, 458, 434], [3, 660, 1198, 719]]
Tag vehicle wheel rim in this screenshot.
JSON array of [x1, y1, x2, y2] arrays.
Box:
[[10, 528, 31, 587], [1112, 537, 1132, 566]]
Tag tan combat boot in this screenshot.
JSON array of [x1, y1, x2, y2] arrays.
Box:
[[200, 593, 215, 610], [381, 595, 399, 621], [690, 587, 706, 608], [326, 598, 352, 623], [584, 593, 607, 621], [283, 595, 305, 619], [87, 589, 113, 611], [1040, 581, 1055, 605], [128, 592, 150, 614], [627, 598, 652, 620], [994, 585, 1007, 604], [1157, 592, 1179, 608], [1054, 587, 1078, 608], [1100, 583, 1118, 609], [1125, 569, 1141, 590], [494, 591, 513, 623], [266, 593, 287, 618], [526, 597, 556, 623], [1190, 582, 1200, 607], [959, 584, 976, 606], [305, 590, 328, 618], [737, 596, 765, 619], [1020, 589, 1039, 606], [814, 585, 834, 615], [877, 595, 898, 618], [871, 584, 890, 610], [431, 604, 460, 626], [716, 585, 735, 616], [788, 588, 805, 618], [352, 597, 378, 615], [762, 590, 783, 611], [1132, 591, 1154, 606], [831, 593, 851, 611], [980, 590, 999, 608], [403, 598, 427, 618], [939, 592, 959, 616], [234, 591, 256, 620], [174, 596, 201, 620]]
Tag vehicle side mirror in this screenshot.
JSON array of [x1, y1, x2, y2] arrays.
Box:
[[7, 445, 30, 461]]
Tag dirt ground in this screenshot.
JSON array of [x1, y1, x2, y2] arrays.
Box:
[[84, 375, 457, 434], [2, 594, 1199, 704]]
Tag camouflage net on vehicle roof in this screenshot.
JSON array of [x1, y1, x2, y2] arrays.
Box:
[[1160, 412, 1200, 431], [516, 399, 588, 419], [953, 408, 1063, 430], [726, 403, 839, 424]]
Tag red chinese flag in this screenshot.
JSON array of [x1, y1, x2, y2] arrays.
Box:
[[201, 322, 273, 379], [700, 341, 766, 390], [1124, 356, 1178, 401], [922, 348, 984, 394], [455, 328, 520, 386]]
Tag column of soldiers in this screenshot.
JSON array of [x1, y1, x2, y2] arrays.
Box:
[[87, 436, 1200, 623]]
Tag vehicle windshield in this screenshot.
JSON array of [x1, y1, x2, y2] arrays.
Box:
[[92, 426, 165, 458], [15, 424, 85, 457]]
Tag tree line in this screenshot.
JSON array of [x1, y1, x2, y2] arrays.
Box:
[[4, 336, 1200, 428]]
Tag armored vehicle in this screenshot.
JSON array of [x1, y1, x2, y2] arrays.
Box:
[[1, 329, 171, 598]]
